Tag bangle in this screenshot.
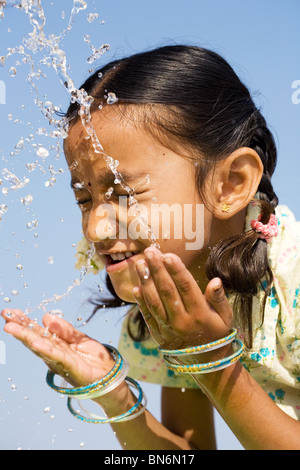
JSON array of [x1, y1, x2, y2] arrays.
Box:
[[163, 338, 245, 374], [60, 359, 130, 400], [46, 344, 124, 398], [67, 377, 147, 424], [158, 329, 237, 357]]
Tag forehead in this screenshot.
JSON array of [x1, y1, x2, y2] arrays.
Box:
[[63, 107, 167, 175], [64, 108, 144, 162], [63, 107, 196, 192]]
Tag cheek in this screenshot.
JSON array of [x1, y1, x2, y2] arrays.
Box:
[[108, 268, 140, 303]]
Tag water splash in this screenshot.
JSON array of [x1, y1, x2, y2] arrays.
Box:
[[0, 0, 160, 317]]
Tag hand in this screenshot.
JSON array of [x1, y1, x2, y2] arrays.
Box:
[[1, 309, 116, 389], [133, 247, 233, 351]]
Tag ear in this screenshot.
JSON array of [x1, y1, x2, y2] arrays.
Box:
[[209, 147, 264, 219]]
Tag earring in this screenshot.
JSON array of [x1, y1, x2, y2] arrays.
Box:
[[221, 203, 230, 213]]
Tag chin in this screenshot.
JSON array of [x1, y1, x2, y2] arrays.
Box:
[[109, 277, 137, 304]]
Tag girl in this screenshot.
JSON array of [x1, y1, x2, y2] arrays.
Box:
[[2, 45, 300, 450]]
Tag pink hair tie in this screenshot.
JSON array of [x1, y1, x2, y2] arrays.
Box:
[[250, 213, 279, 243]]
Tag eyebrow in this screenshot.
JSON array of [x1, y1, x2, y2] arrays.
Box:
[[70, 169, 150, 190]]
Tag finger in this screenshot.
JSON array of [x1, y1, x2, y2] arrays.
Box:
[[144, 248, 186, 318], [204, 278, 233, 326], [135, 258, 169, 322], [2, 309, 53, 338], [3, 320, 78, 375], [2, 309, 28, 324], [132, 285, 161, 335], [162, 252, 207, 312]]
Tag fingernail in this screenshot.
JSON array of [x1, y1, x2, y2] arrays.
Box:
[[4, 310, 13, 318], [132, 286, 140, 297], [212, 279, 222, 292], [144, 248, 154, 260], [136, 260, 150, 280], [163, 255, 173, 265]]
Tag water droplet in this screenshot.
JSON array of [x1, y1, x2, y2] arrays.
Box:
[[43, 406, 51, 413], [16, 264, 23, 270], [87, 44, 110, 64], [106, 92, 118, 104], [0, 204, 8, 221], [20, 194, 33, 206], [48, 256, 54, 264], [15, 138, 24, 150], [87, 12, 98, 23], [43, 327, 49, 337], [36, 127, 46, 136], [36, 147, 49, 158], [26, 220, 38, 231], [8, 66, 16, 77], [25, 162, 37, 172], [105, 186, 114, 199], [73, 182, 84, 189], [45, 177, 56, 187], [11, 384, 17, 391], [143, 267, 150, 280]]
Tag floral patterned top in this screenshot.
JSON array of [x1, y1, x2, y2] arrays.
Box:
[[117, 201, 300, 420]]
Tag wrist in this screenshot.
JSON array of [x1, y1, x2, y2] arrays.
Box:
[[160, 333, 244, 376], [92, 379, 133, 417]]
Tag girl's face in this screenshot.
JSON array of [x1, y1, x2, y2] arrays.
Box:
[[64, 108, 215, 302]]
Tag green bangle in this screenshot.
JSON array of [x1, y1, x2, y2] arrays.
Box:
[[163, 338, 245, 374], [46, 344, 123, 398], [158, 329, 237, 357], [67, 377, 147, 424]]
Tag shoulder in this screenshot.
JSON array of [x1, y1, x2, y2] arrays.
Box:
[[270, 205, 300, 285]]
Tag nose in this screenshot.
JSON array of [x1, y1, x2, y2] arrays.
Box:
[[84, 203, 119, 243]]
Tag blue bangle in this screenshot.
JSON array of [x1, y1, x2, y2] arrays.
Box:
[[67, 377, 146, 424], [158, 329, 237, 356], [163, 339, 245, 374], [46, 344, 123, 397]]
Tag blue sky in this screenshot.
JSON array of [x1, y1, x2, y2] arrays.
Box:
[[0, 0, 299, 450]]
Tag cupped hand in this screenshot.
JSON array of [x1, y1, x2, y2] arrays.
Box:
[[1, 309, 115, 389], [133, 246, 233, 350]]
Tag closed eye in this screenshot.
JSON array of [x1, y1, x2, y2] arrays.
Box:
[[76, 198, 92, 206]]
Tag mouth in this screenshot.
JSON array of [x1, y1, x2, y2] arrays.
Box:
[[105, 251, 141, 272]]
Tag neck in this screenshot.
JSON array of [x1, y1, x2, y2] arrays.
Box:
[[188, 208, 247, 293]]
